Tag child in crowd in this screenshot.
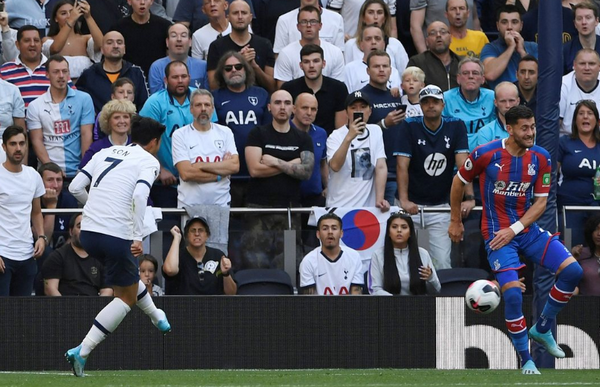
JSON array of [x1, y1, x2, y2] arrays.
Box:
[[139, 254, 164, 297], [400, 67, 425, 118], [92, 78, 136, 141]]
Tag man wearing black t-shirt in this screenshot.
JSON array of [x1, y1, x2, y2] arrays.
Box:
[[206, 0, 276, 92], [281, 44, 348, 135], [42, 214, 112, 296], [242, 90, 314, 269], [112, 0, 172, 76]]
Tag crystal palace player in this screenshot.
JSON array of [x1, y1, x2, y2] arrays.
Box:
[[65, 117, 171, 377], [448, 106, 583, 375]]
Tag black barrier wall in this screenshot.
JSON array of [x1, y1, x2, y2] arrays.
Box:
[[1, 296, 598, 371]]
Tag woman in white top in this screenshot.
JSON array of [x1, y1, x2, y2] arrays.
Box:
[[344, 0, 408, 76], [43, 0, 103, 81], [369, 212, 441, 295]]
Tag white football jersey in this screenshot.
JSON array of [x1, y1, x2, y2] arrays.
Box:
[[172, 123, 238, 208], [299, 246, 364, 295], [559, 70, 600, 136], [79, 144, 159, 240]]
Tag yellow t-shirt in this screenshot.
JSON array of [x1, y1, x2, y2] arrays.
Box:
[[450, 29, 490, 58]]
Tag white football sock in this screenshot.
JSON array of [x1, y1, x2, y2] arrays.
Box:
[[136, 280, 163, 325], [80, 298, 131, 358]]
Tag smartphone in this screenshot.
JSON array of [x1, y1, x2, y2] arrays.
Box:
[[353, 111, 364, 122], [396, 104, 407, 114], [0, 2, 5, 13]]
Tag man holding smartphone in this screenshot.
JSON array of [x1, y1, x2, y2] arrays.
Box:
[[326, 91, 389, 212], [359, 49, 406, 204]]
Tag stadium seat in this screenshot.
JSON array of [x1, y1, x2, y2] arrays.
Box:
[[437, 268, 490, 296], [235, 269, 294, 295]]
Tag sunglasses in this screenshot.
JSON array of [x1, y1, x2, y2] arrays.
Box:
[[224, 63, 244, 72]]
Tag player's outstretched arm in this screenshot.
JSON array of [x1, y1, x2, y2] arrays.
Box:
[[448, 174, 466, 243]]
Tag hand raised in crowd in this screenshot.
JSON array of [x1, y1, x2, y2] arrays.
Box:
[[384, 108, 406, 128], [170, 225, 182, 241], [42, 187, 59, 208], [240, 45, 256, 66], [347, 116, 367, 141], [0, 11, 9, 31], [220, 256, 232, 276]]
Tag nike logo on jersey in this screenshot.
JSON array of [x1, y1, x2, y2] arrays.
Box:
[[221, 100, 231, 106], [190, 144, 198, 149], [495, 163, 505, 171], [360, 80, 368, 83], [318, 273, 326, 277], [574, 150, 582, 153]]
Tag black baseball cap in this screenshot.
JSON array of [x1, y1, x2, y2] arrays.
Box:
[[345, 90, 371, 108], [184, 216, 210, 235]]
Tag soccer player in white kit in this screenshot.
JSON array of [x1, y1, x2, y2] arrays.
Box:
[[299, 213, 364, 295], [65, 116, 171, 377]]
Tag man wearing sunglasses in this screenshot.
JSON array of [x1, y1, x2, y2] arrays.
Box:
[[162, 216, 236, 295]]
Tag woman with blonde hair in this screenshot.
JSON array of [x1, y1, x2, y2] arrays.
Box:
[[79, 99, 136, 169]]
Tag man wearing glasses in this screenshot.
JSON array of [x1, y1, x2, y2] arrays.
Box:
[[163, 216, 236, 295], [406, 21, 460, 91], [443, 57, 495, 152], [274, 5, 345, 88]]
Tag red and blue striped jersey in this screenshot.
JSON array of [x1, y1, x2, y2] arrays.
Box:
[[457, 139, 552, 241]]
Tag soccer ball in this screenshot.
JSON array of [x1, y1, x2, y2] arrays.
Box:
[[465, 279, 501, 314]]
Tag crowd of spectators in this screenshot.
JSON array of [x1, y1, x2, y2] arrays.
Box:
[[0, 0, 599, 297]]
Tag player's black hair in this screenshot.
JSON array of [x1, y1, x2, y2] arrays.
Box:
[[297, 5, 321, 23], [2, 125, 27, 144], [382, 212, 426, 295], [130, 116, 166, 146], [496, 4, 522, 21], [519, 54, 538, 66], [317, 213, 342, 229], [505, 105, 534, 127], [300, 44, 324, 60], [571, 99, 600, 142], [17, 25, 40, 42], [165, 60, 188, 78]]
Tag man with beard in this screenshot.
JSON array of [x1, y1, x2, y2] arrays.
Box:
[[0, 125, 46, 296], [77, 30, 149, 113], [172, 89, 239, 209], [212, 52, 270, 206], [406, 21, 460, 91], [207, 0, 275, 92], [42, 214, 113, 296], [281, 44, 347, 135], [516, 55, 538, 115], [299, 213, 363, 295]]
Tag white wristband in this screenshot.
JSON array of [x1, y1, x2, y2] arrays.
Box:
[[509, 221, 525, 235], [380, 118, 387, 129]]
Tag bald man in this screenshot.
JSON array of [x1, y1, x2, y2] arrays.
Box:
[[292, 93, 328, 207], [476, 81, 521, 147], [242, 90, 314, 268], [77, 31, 149, 113]]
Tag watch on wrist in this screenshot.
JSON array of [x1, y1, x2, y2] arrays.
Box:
[[463, 195, 475, 201], [38, 235, 48, 243], [222, 271, 230, 277]]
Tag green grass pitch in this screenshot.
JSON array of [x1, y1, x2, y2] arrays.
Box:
[[1, 369, 600, 387]]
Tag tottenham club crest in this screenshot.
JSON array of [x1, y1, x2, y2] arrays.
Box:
[[214, 140, 224, 149], [248, 96, 258, 106]]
